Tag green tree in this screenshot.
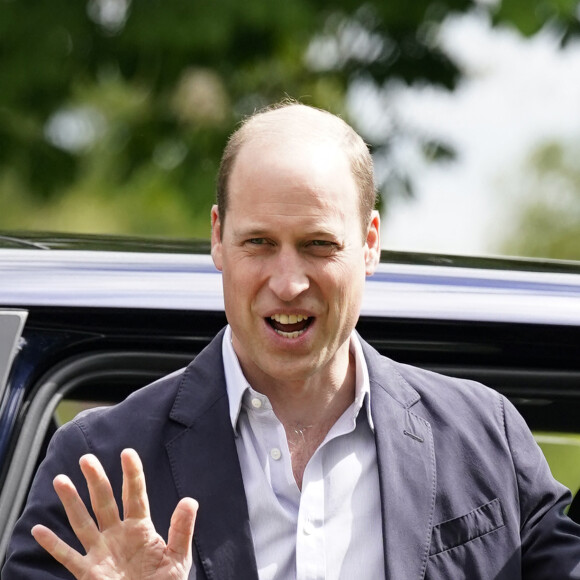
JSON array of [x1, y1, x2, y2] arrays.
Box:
[[1, 0, 579, 236], [498, 141, 580, 260]]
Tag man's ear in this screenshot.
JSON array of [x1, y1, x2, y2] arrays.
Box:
[[364, 210, 381, 276], [210, 205, 223, 272]]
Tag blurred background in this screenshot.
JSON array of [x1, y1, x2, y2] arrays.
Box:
[[1, 0, 579, 259]]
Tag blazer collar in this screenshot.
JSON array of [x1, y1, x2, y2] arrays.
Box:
[[167, 328, 259, 580], [361, 338, 436, 580]]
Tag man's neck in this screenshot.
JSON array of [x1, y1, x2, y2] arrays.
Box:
[[267, 353, 356, 432], [280, 354, 356, 489], [238, 342, 357, 489], [238, 339, 356, 427]]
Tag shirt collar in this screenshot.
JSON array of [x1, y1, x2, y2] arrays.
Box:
[[222, 325, 374, 434]]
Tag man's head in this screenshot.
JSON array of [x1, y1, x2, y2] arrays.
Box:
[[216, 102, 376, 239], [211, 102, 380, 389]]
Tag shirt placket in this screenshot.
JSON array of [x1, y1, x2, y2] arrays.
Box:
[[247, 394, 299, 507], [296, 454, 325, 580]]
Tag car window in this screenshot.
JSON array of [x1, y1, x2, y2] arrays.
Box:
[[54, 399, 112, 426], [535, 433, 580, 501]]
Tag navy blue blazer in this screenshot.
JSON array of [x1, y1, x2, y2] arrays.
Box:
[[4, 329, 580, 579]]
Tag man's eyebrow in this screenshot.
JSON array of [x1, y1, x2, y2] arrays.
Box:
[[232, 227, 270, 239], [234, 227, 340, 239], [307, 230, 340, 238]]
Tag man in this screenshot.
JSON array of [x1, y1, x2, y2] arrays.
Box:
[[3, 102, 580, 579]]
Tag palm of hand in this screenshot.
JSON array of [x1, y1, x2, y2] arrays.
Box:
[[76, 521, 179, 580], [32, 450, 198, 580]]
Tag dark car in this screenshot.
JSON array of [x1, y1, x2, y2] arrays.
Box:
[[1, 231, 580, 562]]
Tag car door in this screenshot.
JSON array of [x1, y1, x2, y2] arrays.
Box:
[[0, 310, 27, 403]]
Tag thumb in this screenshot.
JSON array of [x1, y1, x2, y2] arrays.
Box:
[[167, 497, 198, 562]]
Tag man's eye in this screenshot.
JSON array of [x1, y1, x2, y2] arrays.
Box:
[[307, 240, 339, 255], [248, 238, 267, 245], [310, 240, 334, 247]]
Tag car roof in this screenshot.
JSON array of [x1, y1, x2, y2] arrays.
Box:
[[1, 232, 580, 326]]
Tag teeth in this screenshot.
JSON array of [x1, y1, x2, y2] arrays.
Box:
[[275, 330, 303, 339], [270, 314, 309, 324]]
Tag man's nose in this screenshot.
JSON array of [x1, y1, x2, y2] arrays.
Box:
[[268, 250, 310, 302]]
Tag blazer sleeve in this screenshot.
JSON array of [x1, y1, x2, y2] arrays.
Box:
[[503, 397, 580, 578], [2, 420, 94, 580]]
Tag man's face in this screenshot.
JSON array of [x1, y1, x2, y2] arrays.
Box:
[[211, 137, 380, 388]]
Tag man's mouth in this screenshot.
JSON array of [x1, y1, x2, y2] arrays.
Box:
[[267, 314, 312, 338]]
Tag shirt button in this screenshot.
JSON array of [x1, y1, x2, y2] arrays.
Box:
[[270, 448, 281, 460], [303, 520, 316, 535], [251, 398, 262, 409]]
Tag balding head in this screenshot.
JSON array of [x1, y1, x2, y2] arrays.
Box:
[[216, 102, 376, 238]]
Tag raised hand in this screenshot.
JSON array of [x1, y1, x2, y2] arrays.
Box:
[[31, 448, 197, 580]]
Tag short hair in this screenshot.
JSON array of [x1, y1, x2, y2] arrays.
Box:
[[216, 101, 376, 236]]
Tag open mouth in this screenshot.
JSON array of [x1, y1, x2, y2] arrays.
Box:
[[267, 314, 313, 338]]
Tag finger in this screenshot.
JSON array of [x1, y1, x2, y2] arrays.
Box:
[[167, 497, 198, 561], [79, 454, 120, 532], [120, 448, 151, 520], [52, 474, 100, 550], [32, 524, 86, 579]]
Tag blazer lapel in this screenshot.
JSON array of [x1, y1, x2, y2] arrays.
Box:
[[362, 340, 436, 580], [166, 330, 259, 580]]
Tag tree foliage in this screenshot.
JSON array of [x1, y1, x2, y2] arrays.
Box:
[[498, 141, 580, 260], [1, 0, 579, 236]]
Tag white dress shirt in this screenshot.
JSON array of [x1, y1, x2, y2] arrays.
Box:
[[222, 326, 385, 580]]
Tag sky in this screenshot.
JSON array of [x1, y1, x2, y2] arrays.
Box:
[[350, 10, 580, 256]]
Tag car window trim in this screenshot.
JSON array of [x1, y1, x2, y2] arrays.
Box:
[[0, 350, 192, 562]]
